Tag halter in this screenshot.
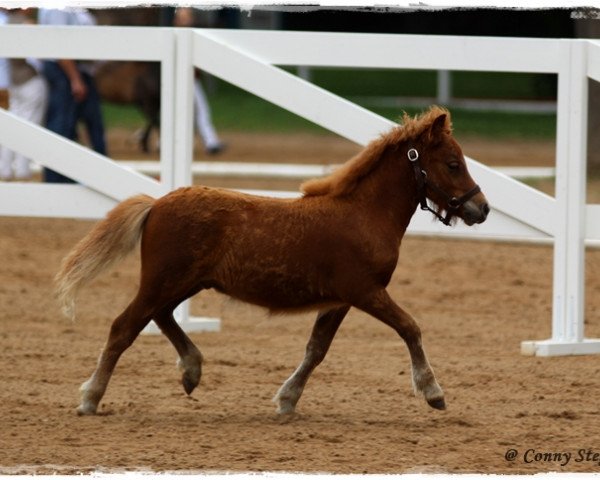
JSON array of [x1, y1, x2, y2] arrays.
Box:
[[407, 147, 481, 226]]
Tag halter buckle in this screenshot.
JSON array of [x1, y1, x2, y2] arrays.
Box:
[[447, 197, 461, 209], [407, 148, 419, 162]]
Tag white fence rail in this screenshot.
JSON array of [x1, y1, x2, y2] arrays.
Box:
[[0, 26, 598, 355]]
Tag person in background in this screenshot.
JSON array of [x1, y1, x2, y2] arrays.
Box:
[[37, 7, 107, 183], [0, 8, 48, 181], [174, 7, 225, 155]]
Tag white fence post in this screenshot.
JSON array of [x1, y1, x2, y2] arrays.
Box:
[[144, 28, 220, 335], [159, 28, 176, 190], [173, 28, 195, 188], [522, 40, 600, 356]]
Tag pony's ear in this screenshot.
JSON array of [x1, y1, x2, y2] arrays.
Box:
[[431, 113, 447, 135], [423, 113, 448, 144]]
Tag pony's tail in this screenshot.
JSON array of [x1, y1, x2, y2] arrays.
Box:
[[55, 194, 155, 319]]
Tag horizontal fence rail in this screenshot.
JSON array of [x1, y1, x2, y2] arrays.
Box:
[[199, 30, 563, 73]]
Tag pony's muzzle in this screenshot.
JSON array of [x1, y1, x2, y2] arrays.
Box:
[[462, 198, 489, 225]]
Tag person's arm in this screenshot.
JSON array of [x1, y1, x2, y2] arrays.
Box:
[[39, 9, 87, 102], [57, 59, 87, 102]]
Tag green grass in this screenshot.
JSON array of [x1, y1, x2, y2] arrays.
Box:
[[208, 92, 322, 133], [307, 68, 438, 97], [377, 106, 556, 139], [304, 68, 557, 100], [451, 71, 556, 100], [209, 93, 556, 139], [101, 68, 557, 140], [209, 77, 557, 139], [101, 102, 146, 128]]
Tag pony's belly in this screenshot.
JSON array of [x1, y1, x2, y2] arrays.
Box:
[[226, 290, 343, 314], [217, 271, 336, 312]]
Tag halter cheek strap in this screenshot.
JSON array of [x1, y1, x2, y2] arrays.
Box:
[[407, 148, 481, 226]]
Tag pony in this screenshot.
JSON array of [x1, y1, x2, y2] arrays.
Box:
[[94, 61, 160, 153], [55, 106, 489, 416], [92, 7, 163, 153]]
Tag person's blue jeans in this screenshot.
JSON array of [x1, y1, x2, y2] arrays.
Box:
[[77, 76, 106, 155], [42, 61, 107, 183]]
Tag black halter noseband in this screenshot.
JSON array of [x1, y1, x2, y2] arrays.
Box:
[[407, 148, 481, 226]]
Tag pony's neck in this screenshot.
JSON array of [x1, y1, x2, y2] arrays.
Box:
[[351, 143, 420, 236]]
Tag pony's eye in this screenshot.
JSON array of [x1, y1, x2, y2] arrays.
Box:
[[448, 161, 460, 171]]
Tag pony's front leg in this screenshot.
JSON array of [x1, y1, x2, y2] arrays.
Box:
[[274, 305, 350, 414], [356, 289, 445, 410], [77, 301, 152, 415]]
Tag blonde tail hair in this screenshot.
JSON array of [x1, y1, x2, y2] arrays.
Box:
[[55, 194, 155, 319]]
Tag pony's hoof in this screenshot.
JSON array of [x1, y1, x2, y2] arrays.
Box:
[[177, 357, 201, 396], [276, 411, 300, 424], [76, 404, 97, 416], [277, 405, 296, 415], [427, 397, 446, 410], [181, 374, 198, 395], [275, 398, 297, 415]]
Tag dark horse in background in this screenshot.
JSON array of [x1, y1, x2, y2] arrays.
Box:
[[56, 107, 489, 417], [92, 7, 230, 153], [95, 61, 160, 153], [93, 8, 162, 152]]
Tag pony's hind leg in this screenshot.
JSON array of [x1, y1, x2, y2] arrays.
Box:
[[356, 289, 445, 410], [274, 305, 350, 415], [153, 309, 203, 395], [77, 299, 153, 415]]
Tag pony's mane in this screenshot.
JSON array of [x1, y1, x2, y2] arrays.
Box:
[[301, 106, 452, 197]]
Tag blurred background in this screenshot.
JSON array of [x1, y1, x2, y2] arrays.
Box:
[[95, 7, 578, 141], [9, 6, 600, 197]]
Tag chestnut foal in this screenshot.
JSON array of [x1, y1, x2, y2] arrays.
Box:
[[56, 106, 489, 416]]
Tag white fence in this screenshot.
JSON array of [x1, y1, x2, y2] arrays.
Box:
[[0, 26, 598, 355]]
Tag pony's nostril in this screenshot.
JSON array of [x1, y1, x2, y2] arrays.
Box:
[[481, 203, 490, 217]]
